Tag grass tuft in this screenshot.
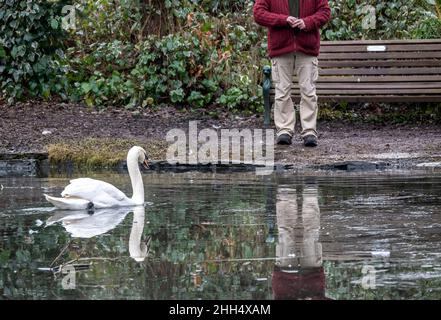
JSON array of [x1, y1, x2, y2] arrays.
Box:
[[47, 138, 167, 167]]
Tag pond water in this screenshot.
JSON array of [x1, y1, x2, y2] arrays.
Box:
[[0, 170, 440, 300]]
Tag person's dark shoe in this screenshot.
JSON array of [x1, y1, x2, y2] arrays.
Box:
[[303, 135, 318, 147], [276, 134, 292, 145]]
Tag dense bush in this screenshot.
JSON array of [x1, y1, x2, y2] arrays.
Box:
[[1, 0, 440, 110], [0, 0, 70, 103], [412, 0, 441, 38], [68, 1, 265, 111], [74, 0, 250, 42], [324, 0, 441, 40], [413, 16, 441, 38]]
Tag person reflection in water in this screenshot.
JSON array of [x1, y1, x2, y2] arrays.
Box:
[[272, 179, 328, 300]]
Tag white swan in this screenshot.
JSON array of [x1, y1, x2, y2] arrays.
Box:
[[44, 146, 149, 210]]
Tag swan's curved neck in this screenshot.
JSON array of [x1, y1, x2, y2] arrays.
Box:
[[127, 154, 144, 205], [129, 207, 147, 262]]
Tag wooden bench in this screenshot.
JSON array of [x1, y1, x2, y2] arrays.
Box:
[[262, 39, 441, 125]]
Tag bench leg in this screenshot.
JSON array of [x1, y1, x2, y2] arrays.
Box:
[[263, 65, 272, 126]]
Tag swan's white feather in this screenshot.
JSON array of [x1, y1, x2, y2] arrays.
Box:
[[44, 194, 91, 210], [59, 178, 132, 208], [62, 178, 127, 201]]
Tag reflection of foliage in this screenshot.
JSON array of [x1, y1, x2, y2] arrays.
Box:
[[2, 173, 441, 299], [0, 216, 71, 298], [324, 260, 441, 300], [1, 177, 275, 299]]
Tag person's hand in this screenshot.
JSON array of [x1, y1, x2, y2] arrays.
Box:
[[286, 16, 298, 28], [291, 19, 306, 30]]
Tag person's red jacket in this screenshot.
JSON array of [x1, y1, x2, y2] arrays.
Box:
[[272, 267, 329, 300], [253, 0, 331, 57]]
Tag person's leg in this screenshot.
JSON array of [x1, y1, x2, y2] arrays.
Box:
[[300, 185, 322, 268], [294, 52, 319, 141], [272, 53, 296, 141], [276, 187, 299, 269]]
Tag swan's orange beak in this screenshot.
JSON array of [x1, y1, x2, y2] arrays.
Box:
[[142, 159, 150, 169]]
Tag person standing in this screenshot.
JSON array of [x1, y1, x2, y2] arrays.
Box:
[[254, 0, 331, 147]]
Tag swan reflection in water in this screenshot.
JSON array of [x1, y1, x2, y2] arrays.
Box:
[[272, 179, 328, 300], [46, 206, 150, 262]]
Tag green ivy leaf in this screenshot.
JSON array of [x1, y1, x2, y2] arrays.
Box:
[[81, 83, 92, 93], [50, 18, 58, 30], [170, 88, 185, 103]]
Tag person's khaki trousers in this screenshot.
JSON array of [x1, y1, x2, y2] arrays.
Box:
[[271, 52, 319, 138], [276, 186, 322, 269]]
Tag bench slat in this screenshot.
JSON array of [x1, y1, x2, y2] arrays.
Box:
[[289, 82, 441, 89], [272, 88, 441, 94], [318, 67, 441, 75], [299, 75, 441, 83], [320, 44, 441, 53], [321, 39, 441, 45], [280, 95, 441, 102], [315, 95, 441, 102], [319, 60, 441, 68], [319, 52, 441, 60], [287, 94, 441, 102]]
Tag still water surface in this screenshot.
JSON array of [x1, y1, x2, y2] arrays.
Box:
[[0, 171, 440, 299]]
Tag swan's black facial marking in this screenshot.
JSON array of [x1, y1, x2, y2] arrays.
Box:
[[87, 202, 95, 214], [142, 149, 148, 160], [142, 159, 150, 169]]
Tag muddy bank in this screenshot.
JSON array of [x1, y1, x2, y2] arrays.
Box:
[[0, 102, 440, 170]]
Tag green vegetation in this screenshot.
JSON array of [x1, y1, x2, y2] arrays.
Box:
[[325, 0, 441, 40], [1, 0, 440, 113], [0, 0, 70, 103]]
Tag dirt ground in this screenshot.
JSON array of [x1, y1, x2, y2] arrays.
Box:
[[1, 102, 440, 167]]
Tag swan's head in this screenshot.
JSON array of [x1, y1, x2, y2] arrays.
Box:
[[128, 146, 149, 169]]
